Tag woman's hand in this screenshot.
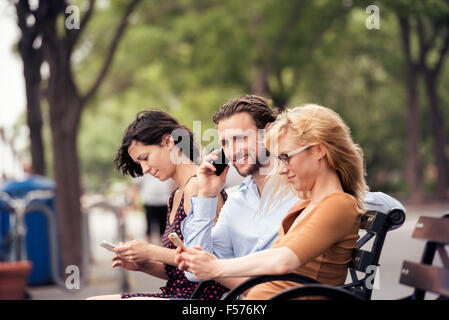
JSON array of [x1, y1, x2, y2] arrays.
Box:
[[197, 150, 229, 198], [113, 240, 153, 264], [175, 246, 222, 280], [112, 255, 142, 272]]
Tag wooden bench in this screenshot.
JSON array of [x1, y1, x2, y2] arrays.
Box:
[[399, 214, 449, 300]]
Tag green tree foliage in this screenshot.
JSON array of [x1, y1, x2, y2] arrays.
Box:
[[38, 0, 448, 200]]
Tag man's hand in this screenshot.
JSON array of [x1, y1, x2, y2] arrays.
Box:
[[197, 149, 230, 198]]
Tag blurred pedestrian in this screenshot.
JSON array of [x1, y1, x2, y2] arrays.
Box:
[[138, 173, 175, 242]]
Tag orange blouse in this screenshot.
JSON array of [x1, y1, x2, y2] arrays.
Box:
[[245, 192, 362, 300]]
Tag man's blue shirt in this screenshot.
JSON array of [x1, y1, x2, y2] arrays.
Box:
[[181, 176, 300, 258], [181, 176, 299, 281]]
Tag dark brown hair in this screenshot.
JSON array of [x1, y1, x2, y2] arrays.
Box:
[[113, 110, 200, 177], [213, 95, 279, 129]]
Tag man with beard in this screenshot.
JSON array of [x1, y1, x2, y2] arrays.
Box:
[[181, 95, 305, 289], [181, 95, 405, 291]]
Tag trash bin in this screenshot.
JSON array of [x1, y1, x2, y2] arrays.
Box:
[[0, 175, 58, 286]]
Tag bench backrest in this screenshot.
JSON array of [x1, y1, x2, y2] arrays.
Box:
[[399, 214, 449, 300], [345, 208, 406, 299]]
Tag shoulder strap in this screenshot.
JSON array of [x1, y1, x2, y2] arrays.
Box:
[[185, 174, 197, 186], [181, 174, 197, 198]]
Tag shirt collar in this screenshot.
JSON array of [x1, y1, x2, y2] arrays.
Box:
[[237, 175, 254, 192]]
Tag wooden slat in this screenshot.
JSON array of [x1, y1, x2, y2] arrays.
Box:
[[360, 211, 387, 234], [412, 217, 449, 244], [399, 260, 449, 297]]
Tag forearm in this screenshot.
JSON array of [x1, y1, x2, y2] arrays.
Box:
[[139, 261, 169, 280], [149, 245, 177, 266], [216, 247, 300, 278], [181, 196, 218, 254]]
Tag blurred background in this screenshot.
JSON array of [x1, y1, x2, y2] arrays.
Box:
[[0, 0, 448, 299]]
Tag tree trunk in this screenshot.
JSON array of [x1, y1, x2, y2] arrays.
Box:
[[47, 73, 84, 270], [404, 68, 424, 203], [251, 66, 271, 97], [44, 35, 84, 269], [404, 73, 424, 203], [398, 16, 424, 204], [50, 113, 83, 270], [23, 57, 46, 176], [16, 0, 46, 176], [36, 0, 140, 271], [424, 70, 448, 200]]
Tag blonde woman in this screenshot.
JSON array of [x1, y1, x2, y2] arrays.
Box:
[[175, 104, 368, 299]]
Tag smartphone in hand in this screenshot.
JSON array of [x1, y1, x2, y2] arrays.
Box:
[[212, 148, 229, 176], [168, 232, 187, 250], [100, 240, 117, 252]]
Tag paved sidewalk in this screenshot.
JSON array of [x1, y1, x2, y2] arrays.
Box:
[[27, 259, 166, 300], [28, 208, 166, 300]]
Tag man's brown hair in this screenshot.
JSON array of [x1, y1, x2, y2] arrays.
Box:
[[213, 95, 279, 129]]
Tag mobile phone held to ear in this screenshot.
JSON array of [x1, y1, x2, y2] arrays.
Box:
[[168, 232, 187, 250], [212, 149, 229, 176]]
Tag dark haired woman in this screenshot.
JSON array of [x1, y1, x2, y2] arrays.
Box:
[[87, 110, 227, 300]]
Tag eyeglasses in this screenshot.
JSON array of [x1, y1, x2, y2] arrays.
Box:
[[277, 145, 311, 165]]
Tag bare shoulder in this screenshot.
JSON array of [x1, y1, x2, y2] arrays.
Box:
[[184, 176, 199, 194], [182, 177, 199, 215], [183, 176, 199, 203]]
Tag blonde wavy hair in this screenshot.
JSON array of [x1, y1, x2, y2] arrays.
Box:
[[263, 104, 368, 211]]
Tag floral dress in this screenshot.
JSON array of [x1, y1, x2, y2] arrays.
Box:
[[121, 188, 228, 300]]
